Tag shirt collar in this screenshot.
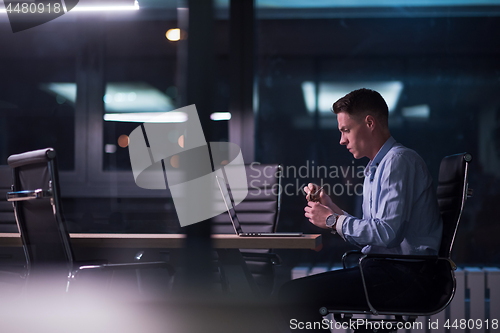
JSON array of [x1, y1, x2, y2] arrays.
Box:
[[364, 136, 397, 179]]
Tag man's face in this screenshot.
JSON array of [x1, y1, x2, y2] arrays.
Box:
[[337, 112, 371, 159]]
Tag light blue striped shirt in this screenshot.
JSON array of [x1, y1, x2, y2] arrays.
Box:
[[336, 137, 443, 255]]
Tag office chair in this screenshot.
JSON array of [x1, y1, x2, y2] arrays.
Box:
[[320, 153, 473, 332], [212, 164, 283, 296], [6, 148, 174, 293], [0, 166, 26, 293], [0, 166, 19, 233]]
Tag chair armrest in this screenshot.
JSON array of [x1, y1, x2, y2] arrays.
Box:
[[359, 253, 438, 260], [342, 250, 362, 269], [7, 189, 53, 201], [240, 252, 282, 265], [358, 254, 457, 271]]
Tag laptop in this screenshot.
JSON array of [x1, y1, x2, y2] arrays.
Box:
[[215, 175, 303, 237]]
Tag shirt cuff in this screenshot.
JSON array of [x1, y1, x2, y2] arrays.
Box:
[[335, 215, 348, 241]]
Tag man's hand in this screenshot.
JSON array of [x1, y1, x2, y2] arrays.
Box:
[[304, 201, 333, 229], [304, 183, 343, 215]]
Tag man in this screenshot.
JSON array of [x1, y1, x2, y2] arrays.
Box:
[[278, 89, 443, 332]]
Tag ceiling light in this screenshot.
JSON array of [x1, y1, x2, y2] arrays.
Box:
[[402, 104, 430, 119], [103, 111, 188, 123], [166, 28, 181, 41], [210, 112, 232, 121], [71, 0, 139, 11]]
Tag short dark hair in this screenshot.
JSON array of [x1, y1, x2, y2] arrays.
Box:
[[332, 88, 389, 127]]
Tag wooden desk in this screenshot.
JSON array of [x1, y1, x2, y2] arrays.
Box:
[[0, 233, 322, 250], [0, 232, 322, 296]]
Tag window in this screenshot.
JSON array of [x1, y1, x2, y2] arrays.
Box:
[[0, 60, 76, 170]]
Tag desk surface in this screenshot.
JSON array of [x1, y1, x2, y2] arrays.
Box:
[[0, 233, 322, 250]]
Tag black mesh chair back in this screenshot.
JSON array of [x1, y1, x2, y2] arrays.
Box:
[[7, 148, 73, 272], [212, 164, 282, 295], [437, 153, 472, 258]]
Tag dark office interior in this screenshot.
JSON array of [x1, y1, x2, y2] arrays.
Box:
[[0, 0, 500, 332]]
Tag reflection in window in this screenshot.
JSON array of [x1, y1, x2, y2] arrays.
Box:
[[301, 81, 403, 114], [401, 104, 430, 120], [103, 82, 175, 115], [102, 82, 177, 171], [256, 10, 500, 265]]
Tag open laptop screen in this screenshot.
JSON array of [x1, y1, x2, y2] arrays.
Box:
[[216, 175, 244, 235]]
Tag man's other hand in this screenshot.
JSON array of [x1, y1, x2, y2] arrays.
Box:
[[304, 201, 333, 229]]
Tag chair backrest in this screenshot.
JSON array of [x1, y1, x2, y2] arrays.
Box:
[[212, 164, 282, 234], [0, 165, 18, 233], [437, 153, 472, 258], [7, 148, 74, 271]]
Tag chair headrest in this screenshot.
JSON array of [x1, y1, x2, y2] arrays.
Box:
[[7, 148, 56, 169], [438, 153, 471, 185]]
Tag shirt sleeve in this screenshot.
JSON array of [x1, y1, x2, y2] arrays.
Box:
[[340, 153, 417, 249]]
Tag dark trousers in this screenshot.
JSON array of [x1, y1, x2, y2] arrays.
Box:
[[277, 259, 451, 333]]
